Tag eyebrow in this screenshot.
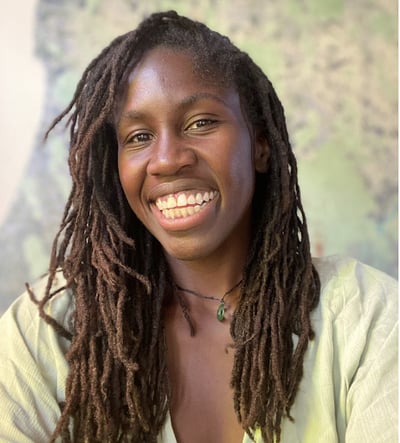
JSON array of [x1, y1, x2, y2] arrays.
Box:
[[180, 92, 229, 108], [119, 92, 230, 122]]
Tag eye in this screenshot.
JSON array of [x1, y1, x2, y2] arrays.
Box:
[[125, 131, 153, 146], [186, 118, 218, 131]]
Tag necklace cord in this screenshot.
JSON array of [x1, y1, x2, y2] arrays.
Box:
[[173, 279, 243, 322]]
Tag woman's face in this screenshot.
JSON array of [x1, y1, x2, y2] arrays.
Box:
[[116, 46, 265, 264]]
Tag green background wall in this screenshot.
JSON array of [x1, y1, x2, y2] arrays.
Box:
[[0, 0, 397, 313]]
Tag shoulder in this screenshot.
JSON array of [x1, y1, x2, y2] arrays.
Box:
[[0, 271, 74, 441], [293, 256, 398, 441], [312, 255, 397, 322], [310, 255, 397, 376], [0, 270, 74, 338], [310, 255, 398, 406], [0, 270, 74, 368]]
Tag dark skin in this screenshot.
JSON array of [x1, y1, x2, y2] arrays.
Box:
[[163, 291, 243, 443], [116, 46, 268, 442]]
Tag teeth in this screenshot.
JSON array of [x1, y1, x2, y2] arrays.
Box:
[[161, 204, 210, 220], [155, 190, 218, 219], [177, 194, 187, 207], [195, 193, 203, 204], [167, 196, 176, 209]]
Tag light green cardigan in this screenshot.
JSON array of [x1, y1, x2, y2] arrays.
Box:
[[0, 256, 397, 442]]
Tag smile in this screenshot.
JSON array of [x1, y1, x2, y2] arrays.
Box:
[[154, 190, 218, 220]]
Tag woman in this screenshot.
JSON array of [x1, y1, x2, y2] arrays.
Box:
[[0, 10, 397, 443]]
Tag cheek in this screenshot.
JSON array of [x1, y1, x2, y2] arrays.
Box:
[[226, 135, 255, 187], [231, 150, 256, 206], [117, 157, 130, 194], [117, 155, 141, 210]]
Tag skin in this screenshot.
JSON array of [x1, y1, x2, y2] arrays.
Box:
[[116, 46, 268, 443]]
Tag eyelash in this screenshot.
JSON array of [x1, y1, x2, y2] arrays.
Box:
[[125, 132, 153, 145], [130, 133, 151, 143], [187, 118, 217, 130], [124, 118, 218, 146]]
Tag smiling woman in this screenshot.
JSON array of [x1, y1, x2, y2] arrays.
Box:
[[0, 10, 397, 443], [116, 47, 261, 264]]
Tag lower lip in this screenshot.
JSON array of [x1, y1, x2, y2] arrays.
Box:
[[151, 198, 218, 232]]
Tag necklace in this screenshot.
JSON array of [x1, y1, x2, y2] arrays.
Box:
[[173, 279, 242, 321]]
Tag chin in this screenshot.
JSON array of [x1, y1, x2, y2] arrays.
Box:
[[162, 239, 218, 263], [165, 247, 207, 262]]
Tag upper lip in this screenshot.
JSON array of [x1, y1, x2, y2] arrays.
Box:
[[147, 179, 217, 203]]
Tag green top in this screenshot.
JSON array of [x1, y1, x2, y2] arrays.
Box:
[[0, 256, 397, 442]]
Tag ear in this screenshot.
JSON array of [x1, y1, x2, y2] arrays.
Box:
[[254, 137, 270, 173]]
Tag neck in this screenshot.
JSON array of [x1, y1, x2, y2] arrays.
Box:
[[166, 253, 246, 298], [163, 203, 252, 295], [165, 256, 244, 330]]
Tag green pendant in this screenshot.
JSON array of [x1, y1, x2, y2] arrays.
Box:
[[217, 302, 225, 321]]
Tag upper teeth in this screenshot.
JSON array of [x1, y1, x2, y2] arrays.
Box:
[[155, 191, 217, 211]]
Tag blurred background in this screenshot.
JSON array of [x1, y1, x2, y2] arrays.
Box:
[[0, 0, 397, 314]]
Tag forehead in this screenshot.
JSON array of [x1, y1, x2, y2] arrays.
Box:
[[128, 46, 227, 93], [115, 46, 241, 120]]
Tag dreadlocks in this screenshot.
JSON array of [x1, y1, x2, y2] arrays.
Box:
[[33, 10, 320, 442]]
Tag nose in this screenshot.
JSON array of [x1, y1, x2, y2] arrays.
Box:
[[146, 132, 197, 176]]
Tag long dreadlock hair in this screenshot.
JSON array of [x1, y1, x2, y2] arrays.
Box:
[[31, 10, 320, 443]]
